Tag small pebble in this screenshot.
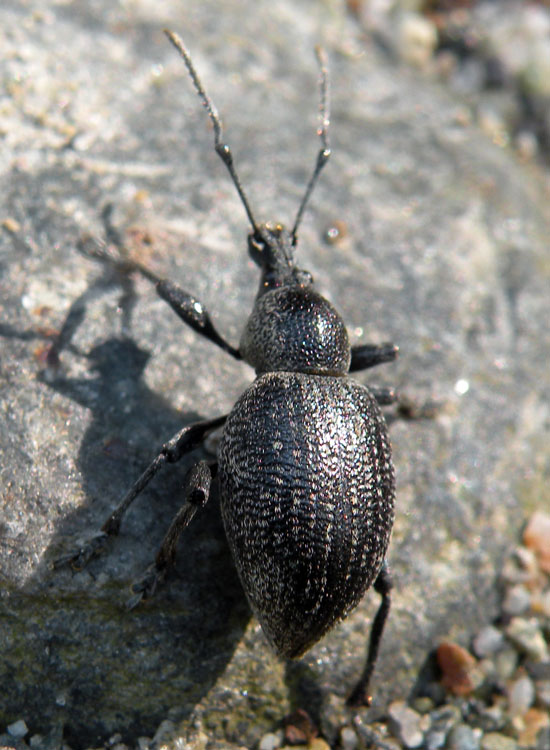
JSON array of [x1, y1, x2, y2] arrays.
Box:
[[502, 584, 531, 616], [446, 723, 480, 750], [430, 703, 461, 732], [151, 720, 175, 745], [353, 716, 401, 750], [388, 700, 424, 749], [424, 728, 446, 750], [493, 648, 519, 682], [480, 732, 518, 750], [473, 626, 505, 658], [397, 12, 438, 68], [514, 546, 539, 577], [505, 617, 548, 661], [475, 705, 506, 734], [507, 673, 535, 717], [412, 696, 434, 714], [517, 707, 550, 748], [7, 719, 29, 738], [259, 732, 282, 750], [437, 641, 482, 695], [339, 726, 358, 750], [500, 555, 533, 586]]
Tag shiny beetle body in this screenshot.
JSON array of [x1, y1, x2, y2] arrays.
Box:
[[220, 371, 394, 659], [59, 32, 399, 705], [219, 229, 395, 662]]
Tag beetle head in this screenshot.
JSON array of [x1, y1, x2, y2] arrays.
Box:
[[248, 223, 313, 295]]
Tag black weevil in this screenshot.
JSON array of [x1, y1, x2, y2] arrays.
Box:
[[58, 31, 400, 706]]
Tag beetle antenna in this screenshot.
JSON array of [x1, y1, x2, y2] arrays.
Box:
[[164, 30, 261, 237], [291, 45, 331, 247]]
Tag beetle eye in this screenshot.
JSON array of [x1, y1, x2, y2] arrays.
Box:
[[248, 233, 265, 263], [295, 269, 313, 286]]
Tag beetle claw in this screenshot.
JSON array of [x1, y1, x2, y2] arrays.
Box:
[[126, 563, 166, 610], [53, 532, 109, 571]]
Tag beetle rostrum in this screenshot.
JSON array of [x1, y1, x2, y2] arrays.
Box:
[[57, 30, 399, 707]]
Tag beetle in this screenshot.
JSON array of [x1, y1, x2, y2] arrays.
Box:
[[58, 30, 399, 706]]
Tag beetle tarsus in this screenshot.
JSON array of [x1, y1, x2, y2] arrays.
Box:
[[347, 562, 393, 707], [53, 531, 109, 571], [126, 461, 214, 608], [126, 563, 166, 610]]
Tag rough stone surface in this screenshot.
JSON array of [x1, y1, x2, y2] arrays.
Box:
[[1, 0, 550, 748]]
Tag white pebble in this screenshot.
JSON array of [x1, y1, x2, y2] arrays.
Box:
[[8, 719, 29, 738], [508, 673, 535, 717]]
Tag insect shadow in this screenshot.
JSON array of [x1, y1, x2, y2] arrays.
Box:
[[31, 210, 254, 745]]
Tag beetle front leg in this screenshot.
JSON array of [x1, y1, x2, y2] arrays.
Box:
[[347, 561, 393, 707], [126, 460, 214, 609], [156, 279, 242, 359], [54, 415, 226, 570], [349, 342, 398, 372]]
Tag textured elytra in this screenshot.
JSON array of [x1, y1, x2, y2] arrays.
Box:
[[218, 371, 395, 659], [240, 286, 351, 376]]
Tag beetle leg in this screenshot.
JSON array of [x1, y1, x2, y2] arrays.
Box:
[[126, 460, 214, 609], [156, 279, 242, 359], [349, 342, 398, 372], [54, 415, 226, 570], [347, 561, 393, 707], [368, 385, 398, 406]]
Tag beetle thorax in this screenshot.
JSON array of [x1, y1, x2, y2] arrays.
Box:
[[240, 285, 351, 375]]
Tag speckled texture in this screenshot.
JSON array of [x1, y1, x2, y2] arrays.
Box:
[[219, 372, 394, 658], [240, 286, 351, 375]]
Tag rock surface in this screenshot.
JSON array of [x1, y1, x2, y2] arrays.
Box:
[[1, 0, 549, 748]]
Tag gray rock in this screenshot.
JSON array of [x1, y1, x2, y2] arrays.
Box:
[[507, 673, 535, 717], [2, 0, 550, 747], [473, 625, 505, 658], [259, 733, 282, 750], [424, 704, 461, 749], [353, 717, 402, 750], [446, 724, 481, 750], [505, 618, 548, 661], [388, 701, 425, 748], [493, 648, 519, 682], [7, 720, 29, 739], [473, 706, 506, 734], [339, 727, 359, 750], [502, 584, 531, 616]]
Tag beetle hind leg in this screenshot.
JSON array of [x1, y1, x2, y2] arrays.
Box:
[[126, 460, 214, 609], [53, 416, 225, 571], [347, 561, 393, 707]]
